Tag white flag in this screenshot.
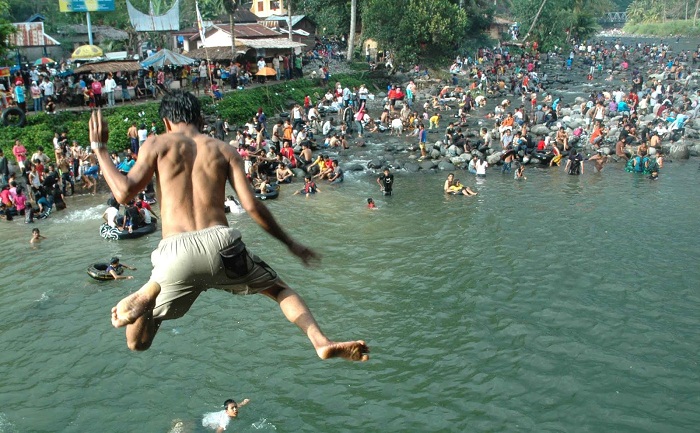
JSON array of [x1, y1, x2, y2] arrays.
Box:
[[196, 1, 206, 43]]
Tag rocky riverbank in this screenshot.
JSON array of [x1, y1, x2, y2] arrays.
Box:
[[280, 50, 699, 178]]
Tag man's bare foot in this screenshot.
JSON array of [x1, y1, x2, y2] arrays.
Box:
[[317, 340, 370, 361], [111, 282, 160, 327]]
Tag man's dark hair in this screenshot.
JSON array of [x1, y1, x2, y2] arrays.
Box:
[[159, 90, 203, 127], [223, 399, 237, 408]]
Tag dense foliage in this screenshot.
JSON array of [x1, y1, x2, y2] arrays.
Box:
[[0, 0, 16, 64], [511, 0, 612, 49], [626, 0, 700, 24]]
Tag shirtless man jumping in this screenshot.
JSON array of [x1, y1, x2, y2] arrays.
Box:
[[90, 91, 369, 362]]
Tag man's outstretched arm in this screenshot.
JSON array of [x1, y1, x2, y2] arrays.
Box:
[[90, 110, 156, 204], [227, 149, 319, 266]]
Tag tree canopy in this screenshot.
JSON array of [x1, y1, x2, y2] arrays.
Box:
[[511, 0, 612, 50]]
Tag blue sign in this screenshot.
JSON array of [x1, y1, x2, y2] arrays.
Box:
[[59, 0, 116, 13]]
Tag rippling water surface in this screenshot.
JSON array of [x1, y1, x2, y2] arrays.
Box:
[[1, 161, 699, 433]]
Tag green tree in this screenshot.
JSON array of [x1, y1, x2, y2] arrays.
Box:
[[0, 0, 17, 64], [363, 0, 469, 63], [513, 0, 611, 49]]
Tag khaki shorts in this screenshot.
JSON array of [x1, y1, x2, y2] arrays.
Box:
[[150, 225, 279, 321]]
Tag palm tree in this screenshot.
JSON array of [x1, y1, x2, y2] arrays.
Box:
[[223, 0, 239, 59]]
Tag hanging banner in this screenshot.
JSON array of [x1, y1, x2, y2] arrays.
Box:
[[59, 0, 116, 13]]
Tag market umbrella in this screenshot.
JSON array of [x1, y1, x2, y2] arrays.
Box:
[[34, 57, 55, 65], [256, 66, 277, 76], [141, 49, 195, 69], [71, 45, 104, 60]]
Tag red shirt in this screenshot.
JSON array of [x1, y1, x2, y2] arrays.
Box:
[[536, 140, 546, 151]]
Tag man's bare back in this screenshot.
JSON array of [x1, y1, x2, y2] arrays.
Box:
[[90, 91, 369, 361], [132, 132, 234, 237]]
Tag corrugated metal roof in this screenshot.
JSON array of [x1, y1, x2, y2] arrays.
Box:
[[188, 23, 282, 42], [237, 38, 306, 49], [263, 15, 306, 27], [217, 23, 282, 38]]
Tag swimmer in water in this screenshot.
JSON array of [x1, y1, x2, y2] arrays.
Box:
[[29, 228, 46, 244], [202, 398, 250, 432], [367, 197, 377, 209], [91, 93, 368, 362]]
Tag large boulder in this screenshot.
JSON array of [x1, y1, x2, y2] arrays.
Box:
[[446, 144, 460, 157], [600, 146, 612, 156], [404, 162, 421, 172], [345, 163, 365, 172], [669, 143, 690, 159], [438, 160, 456, 171], [531, 125, 550, 135], [487, 151, 503, 165], [430, 148, 442, 159], [367, 159, 384, 169], [683, 127, 699, 139], [420, 159, 437, 170]]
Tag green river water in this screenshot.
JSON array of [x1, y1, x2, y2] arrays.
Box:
[[0, 160, 699, 433]]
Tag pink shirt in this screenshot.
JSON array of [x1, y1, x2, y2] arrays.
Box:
[[14, 194, 26, 211], [13, 144, 26, 162]]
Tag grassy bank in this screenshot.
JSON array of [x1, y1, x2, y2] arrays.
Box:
[[0, 71, 382, 158], [623, 19, 700, 37]]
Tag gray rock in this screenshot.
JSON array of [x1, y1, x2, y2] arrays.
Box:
[[684, 127, 698, 139], [345, 163, 365, 172], [430, 149, 442, 159], [574, 96, 586, 104], [420, 159, 437, 170], [438, 161, 456, 171], [446, 145, 460, 157], [530, 157, 541, 164], [450, 156, 465, 165], [292, 168, 306, 178], [691, 144, 700, 157], [561, 108, 573, 117], [404, 162, 421, 172], [367, 159, 384, 169], [531, 125, 550, 135], [669, 143, 690, 159], [648, 146, 657, 156], [487, 151, 503, 165], [600, 146, 612, 156]]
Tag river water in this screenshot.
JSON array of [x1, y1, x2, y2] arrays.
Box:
[[1, 157, 699, 433]]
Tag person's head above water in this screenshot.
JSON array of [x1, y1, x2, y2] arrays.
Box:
[[223, 399, 239, 417], [159, 90, 203, 129], [110, 257, 120, 265]]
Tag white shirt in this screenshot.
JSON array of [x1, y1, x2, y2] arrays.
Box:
[[104, 78, 117, 92], [476, 160, 488, 175], [202, 411, 230, 431], [39, 81, 54, 96], [138, 129, 148, 142], [104, 207, 119, 227]]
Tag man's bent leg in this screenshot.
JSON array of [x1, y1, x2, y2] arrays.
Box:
[[111, 281, 161, 351], [260, 282, 369, 362]]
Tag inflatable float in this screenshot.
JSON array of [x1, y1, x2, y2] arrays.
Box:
[[87, 263, 123, 281], [255, 185, 280, 200], [99, 221, 158, 240]]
